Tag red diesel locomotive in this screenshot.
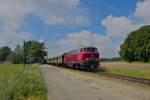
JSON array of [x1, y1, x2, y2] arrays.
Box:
[[48, 47, 100, 70]]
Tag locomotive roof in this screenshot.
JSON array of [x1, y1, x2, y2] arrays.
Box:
[[80, 46, 97, 49], [64, 47, 98, 54]]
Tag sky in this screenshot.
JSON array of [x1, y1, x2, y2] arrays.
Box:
[[0, 0, 150, 58]]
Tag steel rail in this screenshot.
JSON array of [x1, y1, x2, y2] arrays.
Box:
[[97, 72, 150, 85]]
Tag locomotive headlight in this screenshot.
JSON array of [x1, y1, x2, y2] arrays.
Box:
[[86, 58, 89, 61]]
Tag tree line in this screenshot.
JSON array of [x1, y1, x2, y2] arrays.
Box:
[[100, 57, 122, 62], [0, 41, 47, 64], [120, 25, 150, 62]]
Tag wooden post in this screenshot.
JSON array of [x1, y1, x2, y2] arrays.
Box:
[[23, 40, 25, 67]]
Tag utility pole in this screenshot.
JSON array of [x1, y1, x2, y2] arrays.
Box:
[[46, 48, 48, 64], [23, 40, 26, 67], [43, 47, 48, 64], [0, 52, 2, 64]]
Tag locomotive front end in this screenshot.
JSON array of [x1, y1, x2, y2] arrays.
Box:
[[80, 47, 100, 70]]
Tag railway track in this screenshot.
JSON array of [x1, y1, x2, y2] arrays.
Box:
[[97, 72, 150, 86]]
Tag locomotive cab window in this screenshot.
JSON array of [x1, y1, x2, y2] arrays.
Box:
[[80, 48, 86, 52], [81, 47, 98, 52], [86, 48, 98, 52], [80, 48, 82, 52]]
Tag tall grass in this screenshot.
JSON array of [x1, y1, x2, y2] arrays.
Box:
[[98, 67, 150, 79], [0, 64, 47, 100]]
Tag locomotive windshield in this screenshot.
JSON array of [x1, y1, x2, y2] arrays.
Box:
[[81, 47, 98, 52], [87, 47, 98, 52]]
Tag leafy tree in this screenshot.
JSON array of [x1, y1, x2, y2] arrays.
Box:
[[12, 45, 24, 64], [0, 46, 12, 63], [0, 41, 47, 64], [24, 41, 47, 64], [120, 25, 150, 62]]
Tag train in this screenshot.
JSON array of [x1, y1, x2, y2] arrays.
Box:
[[48, 47, 100, 71]]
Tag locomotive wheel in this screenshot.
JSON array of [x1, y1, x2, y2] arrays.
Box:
[[77, 64, 82, 70]]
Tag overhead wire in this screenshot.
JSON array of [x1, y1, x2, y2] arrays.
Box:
[[0, 7, 16, 28]]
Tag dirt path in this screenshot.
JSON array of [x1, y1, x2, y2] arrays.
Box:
[[39, 65, 150, 100]]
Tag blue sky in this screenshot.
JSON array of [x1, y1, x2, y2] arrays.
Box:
[[0, 0, 149, 58], [24, 0, 138, 37]]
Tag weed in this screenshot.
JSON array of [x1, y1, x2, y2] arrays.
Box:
[[0, 64, 47, 100]]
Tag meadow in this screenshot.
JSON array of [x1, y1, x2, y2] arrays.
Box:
[[0, 64, 47, 100], [99, 62, 150, 79]]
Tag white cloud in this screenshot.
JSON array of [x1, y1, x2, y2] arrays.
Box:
[[57, 30, 119, 57], [0, 0, 89, 48], [0, 19, 32, 48], [0, 0, 89, 25], [57, 30, 107, 47], [101, 15, 138, 38], [0, 31, 32, 48], [99, 0, 150, 57], [39, 37, 45, 43], [1, 0, 150, 58], [134, 0, 150, 24], [56, 0, 150, 58]]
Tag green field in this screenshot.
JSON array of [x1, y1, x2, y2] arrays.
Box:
[[99, 62, 150, 79], [0, 64, 47, 100], [98, 67, 150, 79]]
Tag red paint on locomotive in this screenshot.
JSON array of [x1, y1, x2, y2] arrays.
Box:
[[63, 47, 99, 70]]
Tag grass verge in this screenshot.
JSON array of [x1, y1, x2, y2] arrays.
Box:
[[98, 67, 150, 79], [0, 64, 47, 100]]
